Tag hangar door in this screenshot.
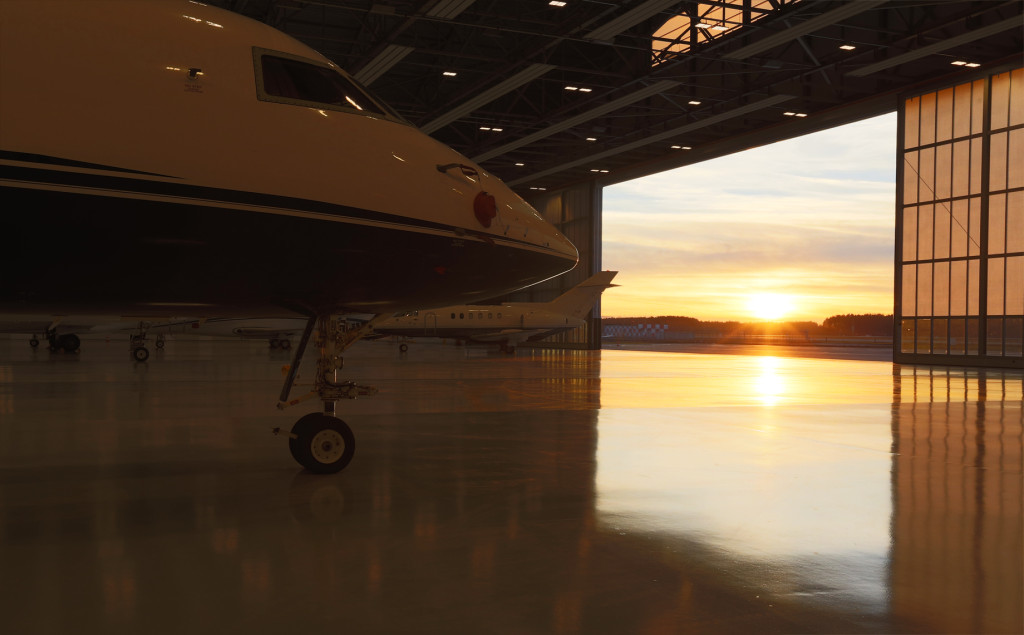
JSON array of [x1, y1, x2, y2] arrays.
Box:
[[896, 63, 1023, 368]]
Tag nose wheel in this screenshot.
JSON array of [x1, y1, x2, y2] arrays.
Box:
[[288, 412, 355, 474], [274, 314, 388, 473], [129, 321, 151, 362]]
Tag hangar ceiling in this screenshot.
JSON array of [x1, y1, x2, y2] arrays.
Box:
[[208, 0, 1023, 194]]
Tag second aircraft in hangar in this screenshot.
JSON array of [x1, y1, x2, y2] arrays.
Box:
[[380, 271, 618, 352], [0, 1, 578, 472], [98, 271, 617, 353]]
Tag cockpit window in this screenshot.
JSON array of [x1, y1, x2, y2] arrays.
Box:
[[254, 48, 404, 122]]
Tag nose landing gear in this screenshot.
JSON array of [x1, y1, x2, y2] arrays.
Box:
[[288, 412, 356, 474], [274, 314, 387, 474], [129, 321, 151, 361]]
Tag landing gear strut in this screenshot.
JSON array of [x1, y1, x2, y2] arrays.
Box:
[[274, 314, 387, 473], [130, 321, 150, 361]]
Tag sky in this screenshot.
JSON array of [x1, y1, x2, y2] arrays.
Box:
[[601, 112, 897, 323]]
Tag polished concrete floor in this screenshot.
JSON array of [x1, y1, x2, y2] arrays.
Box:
[[0, 336, 1020, 634]]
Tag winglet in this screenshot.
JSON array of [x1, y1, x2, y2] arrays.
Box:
[[546, 271, 618, 319]]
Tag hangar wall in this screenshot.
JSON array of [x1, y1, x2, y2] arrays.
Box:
[[517, 183, 603, 349], [896, 63, 1024, 368]]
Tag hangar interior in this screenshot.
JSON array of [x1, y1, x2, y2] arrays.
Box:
[[208, 0, 1024, 361], [1, 2, 1023, 634]]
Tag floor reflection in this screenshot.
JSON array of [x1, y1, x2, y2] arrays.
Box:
[[596, 356, 896, 629], [0, 339, 1020, 633], [891, 366, 1023, 634], [596, 356, 1022, 633]]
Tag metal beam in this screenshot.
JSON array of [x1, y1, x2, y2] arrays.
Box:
[[508, 94, 794, 186], [351, 0, 475, 86], [472, 79, 679, 163], [723, 0, 889, 60], [420, 63, 556, 134], [425, 0, 475, 20], [584, 0, 682, 41], [847, 15, 1024, 77], [353, 44, 415, 85]]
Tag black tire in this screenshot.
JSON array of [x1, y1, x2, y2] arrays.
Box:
[[399, 343, 408, 353], [132, 346, 150, 362], [269, 339, 279, 349], [59, 333, 80, 353], [288, 413, 355, 474], [29, 338, 39, 348], [280, 339, 291, 350]]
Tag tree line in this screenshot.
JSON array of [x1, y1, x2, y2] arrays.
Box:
[[604, 314, 894, 337]]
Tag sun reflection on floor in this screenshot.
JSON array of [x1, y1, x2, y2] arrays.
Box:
[[754, 356, 785, 406]]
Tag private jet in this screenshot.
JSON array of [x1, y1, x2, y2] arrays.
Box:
[[134, 271, 615, 353], [380, 271, 618, 352], [0, 1, 577, 473]]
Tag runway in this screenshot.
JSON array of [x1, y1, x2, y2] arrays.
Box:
[[0, 336, 1020, 634]]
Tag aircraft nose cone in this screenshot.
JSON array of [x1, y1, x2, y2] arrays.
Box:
[[550, 228, 579, 263]]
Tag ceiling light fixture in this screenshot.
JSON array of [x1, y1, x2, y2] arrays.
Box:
[[549, 1, 567, 6], [725, 0, 887, 60], [848, 15, 1020, 77], [839, 44, 856, 51], [565, 86, 579, 91], [442, 71, 457, 77], [688, 100, 701, 105], [586, 137, 597, 141], [509, 94, 795, 187], [422, 63, 555, 134], [472, 79, 678, 164]]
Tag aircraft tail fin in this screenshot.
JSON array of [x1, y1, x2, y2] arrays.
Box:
[[546, 271, 618, 319]]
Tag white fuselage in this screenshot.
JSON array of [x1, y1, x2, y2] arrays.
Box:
[[0, 1, 577, 317], [379, 306, 584, 344]]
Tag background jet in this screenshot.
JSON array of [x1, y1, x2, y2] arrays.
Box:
[[375, 271, 618, 352]]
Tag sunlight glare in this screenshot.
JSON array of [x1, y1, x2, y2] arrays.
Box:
[[754, 356, 786, 406], [747, 293, 794, 320]]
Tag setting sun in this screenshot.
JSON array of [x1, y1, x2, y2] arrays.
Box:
[[747, 293, 795, 321]]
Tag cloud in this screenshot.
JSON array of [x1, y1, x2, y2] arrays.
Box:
[[602, 114, 897, 321]]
